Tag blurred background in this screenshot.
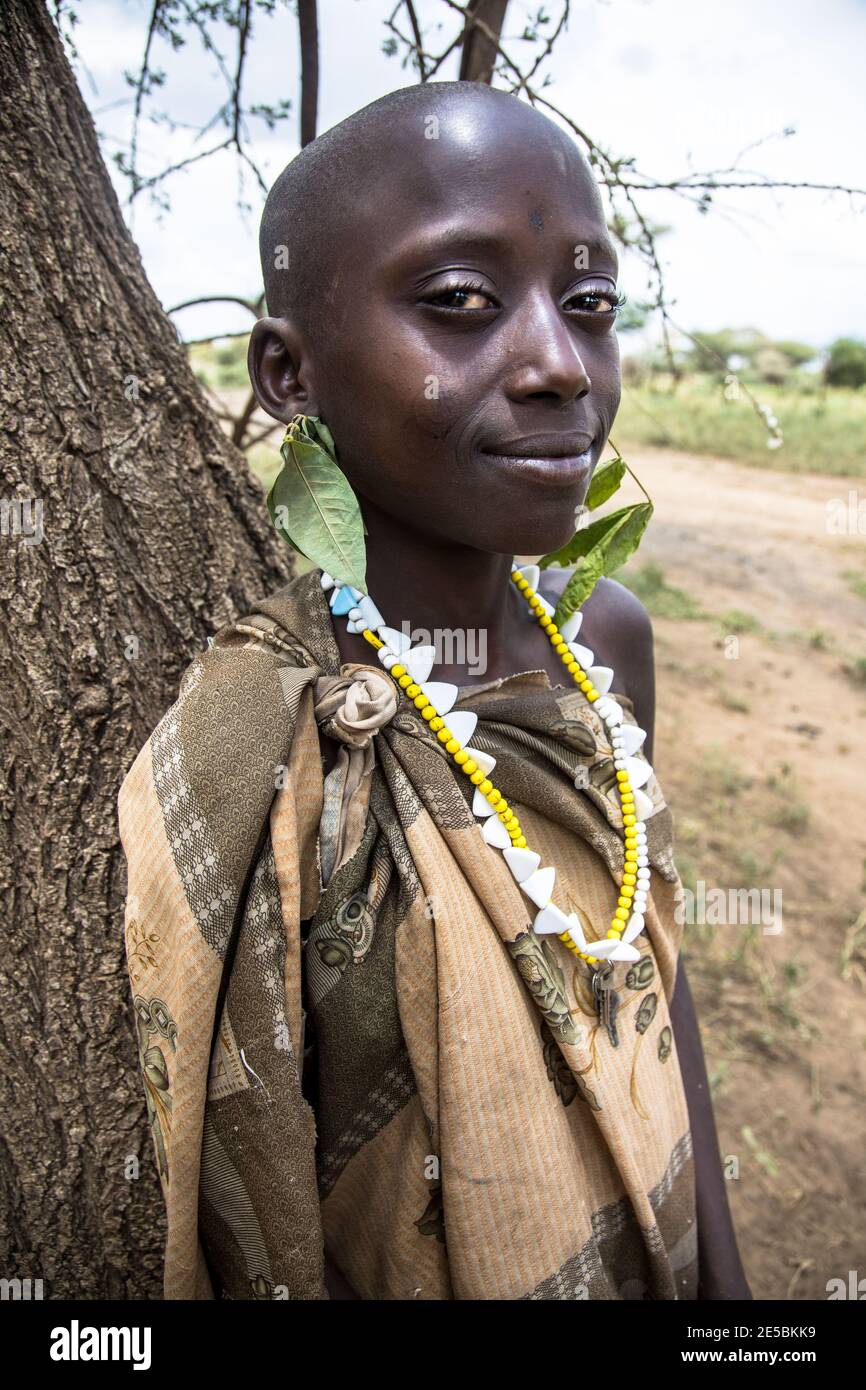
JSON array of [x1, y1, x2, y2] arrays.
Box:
[[2, 0, 863, 1299]]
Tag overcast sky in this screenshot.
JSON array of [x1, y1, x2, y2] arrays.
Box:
[[72, 0, 866, 350]]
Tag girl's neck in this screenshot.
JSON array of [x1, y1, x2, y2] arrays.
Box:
[[366, 497, 515, 627], [330, 495, 556, 686]]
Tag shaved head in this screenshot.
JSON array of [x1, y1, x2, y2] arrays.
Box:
[[259, 81, 596, 331], [250, 77, 621, 562]]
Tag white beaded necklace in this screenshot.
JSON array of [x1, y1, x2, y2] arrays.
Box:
[[319, 563, 654, 975]]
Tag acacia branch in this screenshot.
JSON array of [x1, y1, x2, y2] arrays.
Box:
[[182, 328, 251, 346], [609, 176, 866, 197], [168, 293, 264, 317], [127, 138, 234, 197], [232, 389, 260, 448], [128, 0, 162, 199], [231, 0, 251, 145], [244, 419, 283, 447], [403, 1, 428, 81], [522, 2, 570, 86]]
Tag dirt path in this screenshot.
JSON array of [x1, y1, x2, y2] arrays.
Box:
[[619, 446, 866, 1301]]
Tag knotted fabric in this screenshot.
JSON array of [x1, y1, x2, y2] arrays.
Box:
[[312, 664, 398, 886]]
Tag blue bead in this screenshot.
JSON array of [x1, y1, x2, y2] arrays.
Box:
[[330, 585, 356, 615]]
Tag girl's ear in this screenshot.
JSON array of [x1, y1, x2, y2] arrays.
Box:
[[247, 316, 320, 423]]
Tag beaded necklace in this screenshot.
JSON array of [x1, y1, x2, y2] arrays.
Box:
[[319, 562, 653, 974]]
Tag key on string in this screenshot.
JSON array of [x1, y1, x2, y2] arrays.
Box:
[[593, 962, 620, 1048]]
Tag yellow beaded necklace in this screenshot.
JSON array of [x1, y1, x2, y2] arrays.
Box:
[[320, 563, 652, 972]]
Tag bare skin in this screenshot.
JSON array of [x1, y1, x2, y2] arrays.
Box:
[[250, 83, 750, 1301]]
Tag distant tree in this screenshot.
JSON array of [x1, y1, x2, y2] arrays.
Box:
[[752, 346, 793, 385], [684, 328, 817, 383], [615, 299, 653, 334], [773, 339, 818, 369], [824, 337, 866, 389], [685, 327, 766, 377]]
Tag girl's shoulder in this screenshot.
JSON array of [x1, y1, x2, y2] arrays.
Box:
[[538, 566, 655, 745], [119, 577, 324, 834], [538, 565, 652, 643]]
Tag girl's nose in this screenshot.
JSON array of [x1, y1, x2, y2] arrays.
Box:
[[502, 295, 592, 404]]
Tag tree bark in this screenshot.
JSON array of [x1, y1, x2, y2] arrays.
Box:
[[458, 0, 509, 84], [0, 0, 289, 1298], [298, 0, 319, 147]]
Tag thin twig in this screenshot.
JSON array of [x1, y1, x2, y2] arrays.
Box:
[[168, 293, 263, 317]]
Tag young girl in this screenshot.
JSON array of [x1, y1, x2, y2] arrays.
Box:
[[119, 81, 749, 1301]]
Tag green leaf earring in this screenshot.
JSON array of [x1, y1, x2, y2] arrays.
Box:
[[267, 414, 368, 595], [539, 444, 654, 627]]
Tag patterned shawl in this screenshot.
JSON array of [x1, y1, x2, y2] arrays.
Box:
[[118, 566, 698, 1301]]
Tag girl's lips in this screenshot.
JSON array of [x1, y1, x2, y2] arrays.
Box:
[[479, 446, 594, 488]]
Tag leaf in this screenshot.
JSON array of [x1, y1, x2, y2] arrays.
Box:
[[542, 502, 637, 570], [267, 422, 367, 593], [550, 502, 653, 626], [309, 417, 336, 455], [585, 455, 626, 511], [598, 501, 653, 574]]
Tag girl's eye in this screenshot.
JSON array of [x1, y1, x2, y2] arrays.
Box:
[[564, 285, 625, 315], [425, 283, 497, 311]]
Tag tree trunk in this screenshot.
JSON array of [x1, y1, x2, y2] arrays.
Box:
[[0, 0, 289, 1298], [298, 0, 320, 147], [458, 0, 509, 84]]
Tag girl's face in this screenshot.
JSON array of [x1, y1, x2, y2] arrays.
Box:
[[283, 103, 621, 558]]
